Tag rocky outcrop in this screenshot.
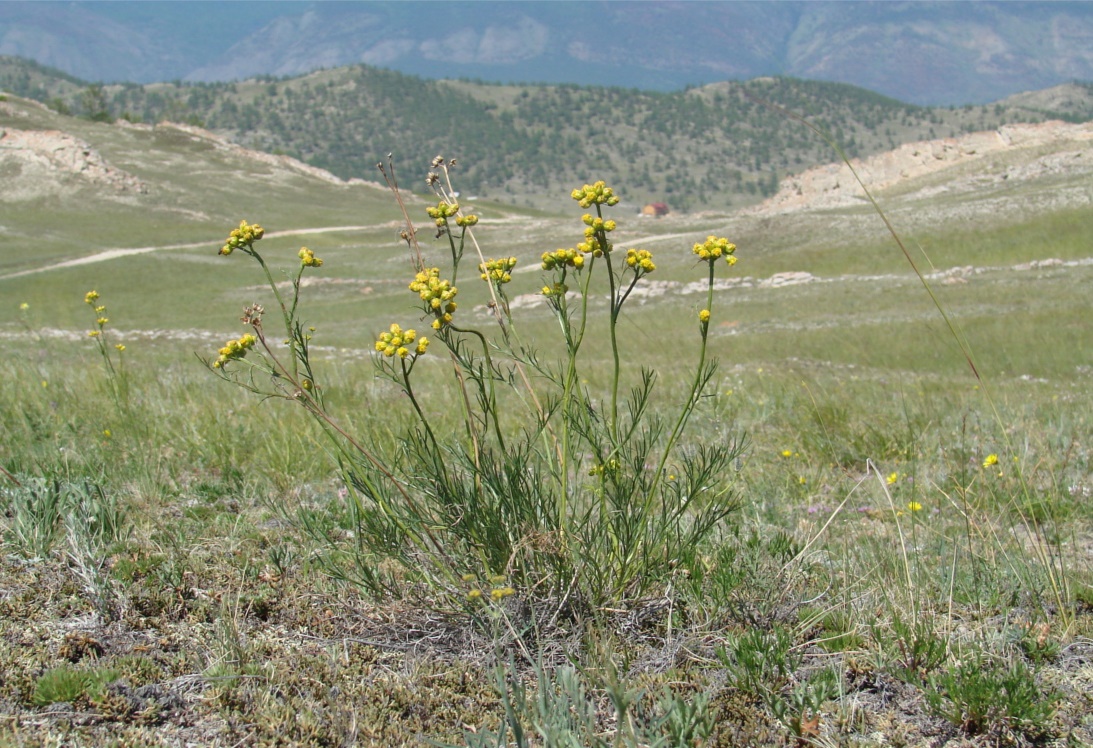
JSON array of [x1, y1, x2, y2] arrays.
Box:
[[754, 121, 1093, 214], [0, 127, 147, 198]]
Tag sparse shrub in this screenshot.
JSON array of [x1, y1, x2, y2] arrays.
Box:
[[452, 653, 714, 748], [32, 664, 120, 707], [206, 166, 745, 607], [924, 654, 1058, 741], [1, 476, 127, 561], [879, 612, 949, 684]]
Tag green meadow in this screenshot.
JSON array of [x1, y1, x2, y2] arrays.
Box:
[[1, 92, 1092, 746]]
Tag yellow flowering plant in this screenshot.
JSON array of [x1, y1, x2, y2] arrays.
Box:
[[208, 163, 746, 607], [82, 290, 128, 409]]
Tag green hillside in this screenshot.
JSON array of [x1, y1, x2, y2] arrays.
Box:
[[3, 55, 1091, 211]]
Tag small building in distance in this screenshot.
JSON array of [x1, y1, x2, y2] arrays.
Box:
[[640, 202, 670, 218]]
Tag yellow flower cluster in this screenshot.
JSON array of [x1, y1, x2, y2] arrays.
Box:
[[219, 220, 265, 256], [625, 248, 655, 274], [375, 323, 428, 359], [456, 214, 478, 228], [298, 247, 323, 267], [213, 333, 257, 368], [465, 574, 516, 602], [409, 268, 458, 329], [541, 248, 586, 271], [698, 309, 711, 323], [571, 181, 620, 208], [479, 256, 517, 284], [581, 214, 617, 233], [692, 235, 738, 265], [424, 200, 459, 226], [490, 586, 516, 602]]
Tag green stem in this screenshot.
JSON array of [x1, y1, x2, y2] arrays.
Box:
[[557, 258, 598, 537], [249, 246, 298, 380], [649, 260, 716, 502]]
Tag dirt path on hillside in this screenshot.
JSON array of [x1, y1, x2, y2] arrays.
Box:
[[0, 225, 385, 282]]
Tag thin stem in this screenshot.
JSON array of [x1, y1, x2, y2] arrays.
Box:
[[649, 259, 716, 501]]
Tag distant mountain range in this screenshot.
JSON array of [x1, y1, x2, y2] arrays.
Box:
[[1, 1, 1092, 105]]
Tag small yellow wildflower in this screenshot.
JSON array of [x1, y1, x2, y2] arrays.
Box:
[[490, 587, 515, 602], [409, 268, 457, 327], [624, 248, 655, 275], [115, 344, 126, 352], [571, 180, 620, 208], [781, 449, 793, 458], [541, 248, 584, 271], [699, 309, 711, 323], [479, 257, 517, 284], [376, 324, 427, 360], [907, 501, 923, 512], [19, 302, 29, 311], [298, 247, 323, 267], [84, 290, 100, 305], [88, 330, 101, 337], [467, 589, 483, 601], [219, 220, 264, 255], [692, 236, 737, 264], [103, 429, 111, 438], [212, 332, 258, 368], [886, 472, 899, 486], [983, 453, 999, 468], [426, 201, 459, 225]]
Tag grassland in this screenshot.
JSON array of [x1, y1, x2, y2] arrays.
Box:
[[1, 93, 1092, 746]]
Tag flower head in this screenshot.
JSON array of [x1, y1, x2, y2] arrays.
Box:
[[425, 201, 459, 227], [219, 220, 265, 256], [541, 248, 585, 271], [692, 236, 738, 264], [212, 332, 258, 368], [298, 247, 323, 267], [571, 181, 620, 208], [480, 257, 517, 285], [409, 268, 457, 328], [84, 290, 100, 305], [983, 453, 999, 468], [625, 248, 655, 276], [375, 323, 427, 361]]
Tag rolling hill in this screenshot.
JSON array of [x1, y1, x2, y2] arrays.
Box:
[[3, 55, 1092, 211]]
